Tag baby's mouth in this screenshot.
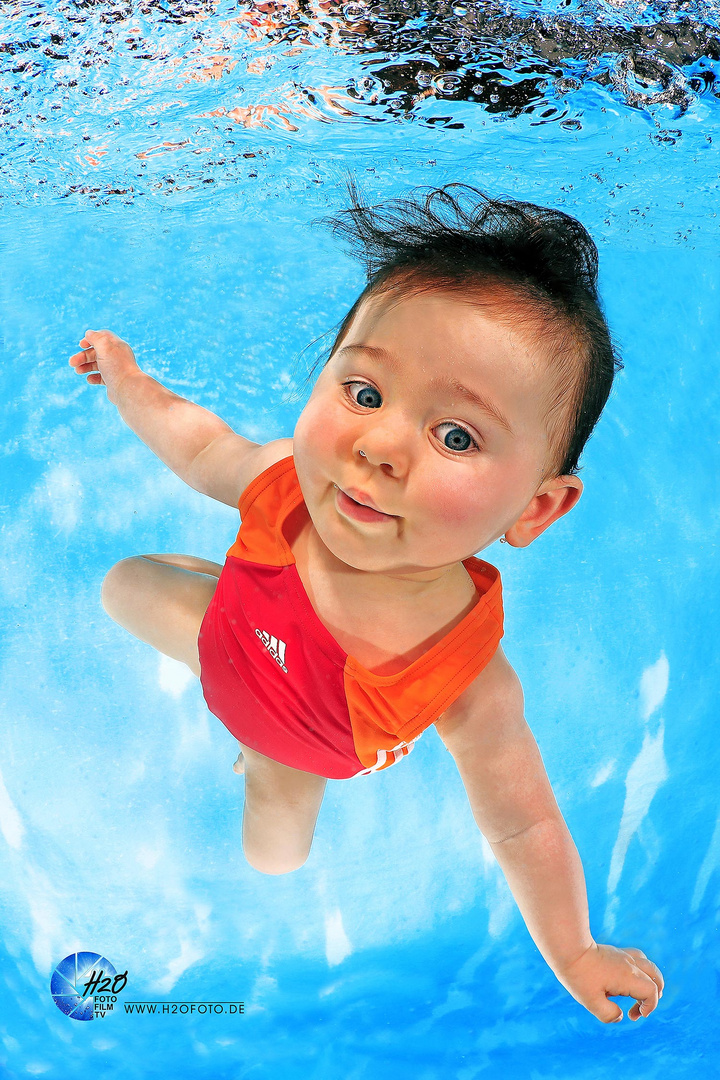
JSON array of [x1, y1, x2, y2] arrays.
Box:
[[333, 485, 396, 524]]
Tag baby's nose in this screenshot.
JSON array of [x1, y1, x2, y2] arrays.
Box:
[[354, 436, 408, 474]]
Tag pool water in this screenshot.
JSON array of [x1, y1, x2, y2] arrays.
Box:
[[1, 1, 719, 1077]]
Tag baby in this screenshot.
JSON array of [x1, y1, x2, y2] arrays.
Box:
[[70, 182, 664, 1024]]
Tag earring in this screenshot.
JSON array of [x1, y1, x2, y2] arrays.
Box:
[[499, 537, 508, 544], [359, 449, 366, 457]]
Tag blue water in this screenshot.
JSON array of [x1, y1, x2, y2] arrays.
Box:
[[2, 1, 719, 1076]]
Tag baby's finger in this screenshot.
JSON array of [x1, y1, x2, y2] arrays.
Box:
[[591, 993, 624, 1025], [71, 357, 99, 374], [619, 948, 664, 998], [634, 958, 664, 1001], [69, 346, 95, 369], [624, 966, 660, 1021]]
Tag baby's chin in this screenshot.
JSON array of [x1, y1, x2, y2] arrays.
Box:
[[313, 517, 462, 581], [313, 521, 403, 575]]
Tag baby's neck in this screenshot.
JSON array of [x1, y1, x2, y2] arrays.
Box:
[[288, 512, 479, 674], [306, 520, 466, 601]]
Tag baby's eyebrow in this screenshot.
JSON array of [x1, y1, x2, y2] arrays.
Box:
[[337, 343, 515, 436]]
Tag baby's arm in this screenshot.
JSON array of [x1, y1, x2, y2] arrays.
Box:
[[69, 329, 273, 507], [436, 648, 664, 1024]]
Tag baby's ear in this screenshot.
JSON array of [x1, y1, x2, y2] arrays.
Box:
[[504, 475, 583, 548]]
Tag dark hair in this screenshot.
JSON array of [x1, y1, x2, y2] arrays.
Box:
[[310, 177, 623, 480]]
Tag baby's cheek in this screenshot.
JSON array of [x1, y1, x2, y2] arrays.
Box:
[[296, 398, 338, 447], [425, 479, 480, 530], [293, 402, 349, 493], [294, 402, 325, 457]]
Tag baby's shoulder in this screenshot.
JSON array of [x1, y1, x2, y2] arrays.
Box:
[[244, 437, 294, 487], [185, 434, 293, 508], [434, 645, 525, 751], [231, 437, 294, 506]]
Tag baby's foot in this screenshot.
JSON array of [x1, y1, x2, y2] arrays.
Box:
[[232, 751, 245, 775]]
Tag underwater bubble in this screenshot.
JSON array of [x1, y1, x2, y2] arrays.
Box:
[[610, 51, 691, 110], [343, 2, 367, 23], [356, 76, 379, 93], [434, 74, 462, 94]]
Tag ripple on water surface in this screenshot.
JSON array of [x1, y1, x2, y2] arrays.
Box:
[[2, 0, 720, 207]]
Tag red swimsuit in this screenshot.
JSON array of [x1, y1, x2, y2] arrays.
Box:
[[198, 455, 504, 780]]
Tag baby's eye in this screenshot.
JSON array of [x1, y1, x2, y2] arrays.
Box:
[[342, 382, 479, 454], [343, 381, 382, 409], [433, 422, 479, 454]]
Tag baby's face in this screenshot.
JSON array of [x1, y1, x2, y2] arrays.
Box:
[[293, 288, 578, 580]]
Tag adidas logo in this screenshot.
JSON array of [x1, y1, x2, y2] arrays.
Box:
[[255, 629, 288, 673]]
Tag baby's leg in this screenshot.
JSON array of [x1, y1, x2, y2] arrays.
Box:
[[101, 553, 221, 676], [103, 554, 243, 765], [240, 745, 327, 874], [101, 553, 326, 874]]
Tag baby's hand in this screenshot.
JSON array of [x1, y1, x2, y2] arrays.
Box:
[[556, 943, 664, 1024], [69, 329, 141, 405]]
